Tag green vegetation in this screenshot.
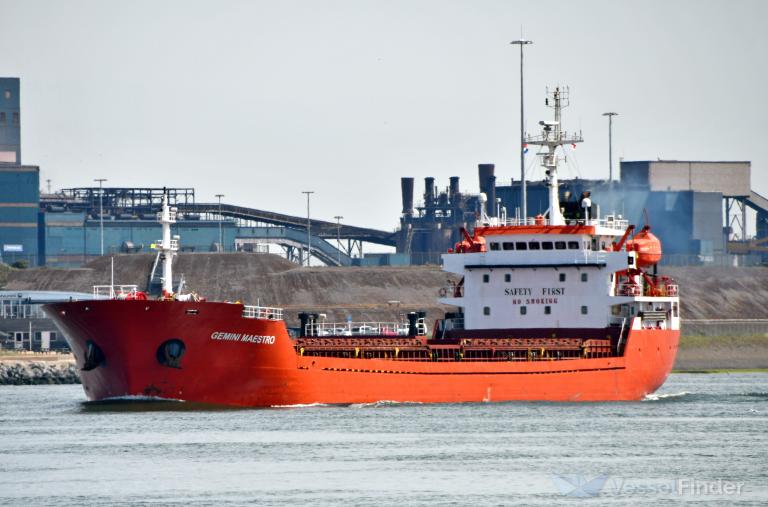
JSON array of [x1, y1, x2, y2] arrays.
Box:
[[680, 334, 768, 348]]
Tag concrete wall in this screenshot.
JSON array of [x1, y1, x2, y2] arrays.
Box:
[[633, 161, 751, 197]]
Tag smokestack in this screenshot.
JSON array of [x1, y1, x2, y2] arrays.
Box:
[[478, 164, 496, 217], [487, 176, 497, 217], [401, 177, 414, 216], [424, 177, 435, 213], [449, 176, 460, 203], [478, 164, 494, 192]]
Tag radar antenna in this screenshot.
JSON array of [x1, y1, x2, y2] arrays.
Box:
[[525, 87, 583, 225]]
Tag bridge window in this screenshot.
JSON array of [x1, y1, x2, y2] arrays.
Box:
[[528, 241, 540, 250], [490, 242, 500, 251], [504, 273, 511, 282], [555, 241, 566, 250], [581, 273, 588, 282], [482, 274, 489, 283], [568, 241, 580, 249], [544, 306, 551, 315], [483, 306, 491, 316], [515, 242, 527, 250], [502, 242, 514, 250], [542, 241, 553, 250], [520, 306, 527, 315], [559, 273, 566, 282], [581, 306, 588, 315]]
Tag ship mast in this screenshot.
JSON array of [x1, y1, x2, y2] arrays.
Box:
[[525, 87, 583, 225], [158, 192, 178, 294]]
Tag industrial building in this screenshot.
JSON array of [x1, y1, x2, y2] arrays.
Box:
[[0, 78, 41, 268], [4, 162, 767, 269], [397, 160, 768, 265], [34, 187, 397, 268], [0, 77, 20, 164]]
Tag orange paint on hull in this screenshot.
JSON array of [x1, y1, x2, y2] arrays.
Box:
[[45, 300, 679, 406]]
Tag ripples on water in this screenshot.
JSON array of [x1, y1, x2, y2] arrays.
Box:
[[1, 374, 766, 506]]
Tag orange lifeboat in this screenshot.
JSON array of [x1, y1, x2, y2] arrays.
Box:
[[453, 228, 487, 253], [626, 226, 662, 267]]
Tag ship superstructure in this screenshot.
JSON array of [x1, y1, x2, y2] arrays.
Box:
[[438, 89, 677, 333]]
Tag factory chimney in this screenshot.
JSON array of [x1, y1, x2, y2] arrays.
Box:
[[449, 176, 460, 203], [478, 164, 497, 217], [401, 177, 414, 216], [424, 177, 435, 215]]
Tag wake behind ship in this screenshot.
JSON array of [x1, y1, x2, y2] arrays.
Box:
[[45, 87, 679, 407]]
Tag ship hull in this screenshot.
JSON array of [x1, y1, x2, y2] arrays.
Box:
[[45, 300, 679, 406]]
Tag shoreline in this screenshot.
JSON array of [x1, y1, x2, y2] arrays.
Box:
[[0, 353, 80, 385]]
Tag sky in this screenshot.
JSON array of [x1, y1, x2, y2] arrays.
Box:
[[1, 0, 767, 232]]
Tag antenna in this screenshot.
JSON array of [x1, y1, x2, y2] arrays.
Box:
[[524, 86, 584, 226]]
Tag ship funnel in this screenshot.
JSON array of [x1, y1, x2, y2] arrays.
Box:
[[401, 177, 414, 216]]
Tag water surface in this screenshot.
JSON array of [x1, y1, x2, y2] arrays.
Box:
[[1, 373, 766, 506]]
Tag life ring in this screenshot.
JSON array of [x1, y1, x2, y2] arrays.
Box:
[[438, 287, 448, 297]]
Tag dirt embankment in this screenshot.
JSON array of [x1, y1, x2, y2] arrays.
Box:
[[664, 266, 768, 320]]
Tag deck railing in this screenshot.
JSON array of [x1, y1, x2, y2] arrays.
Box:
[[92, 285, 139, 299], [154, 238, 179, 251], [305, 321, 409, 337], [242, 305, 284, 321], [618, 282, 679, 298], [482, 215, 629, 230], [156, 210, 177, 222], [439, 284, 463, 298]]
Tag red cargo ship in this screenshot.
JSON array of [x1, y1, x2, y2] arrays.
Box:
[[45, 88, 679, 406]]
